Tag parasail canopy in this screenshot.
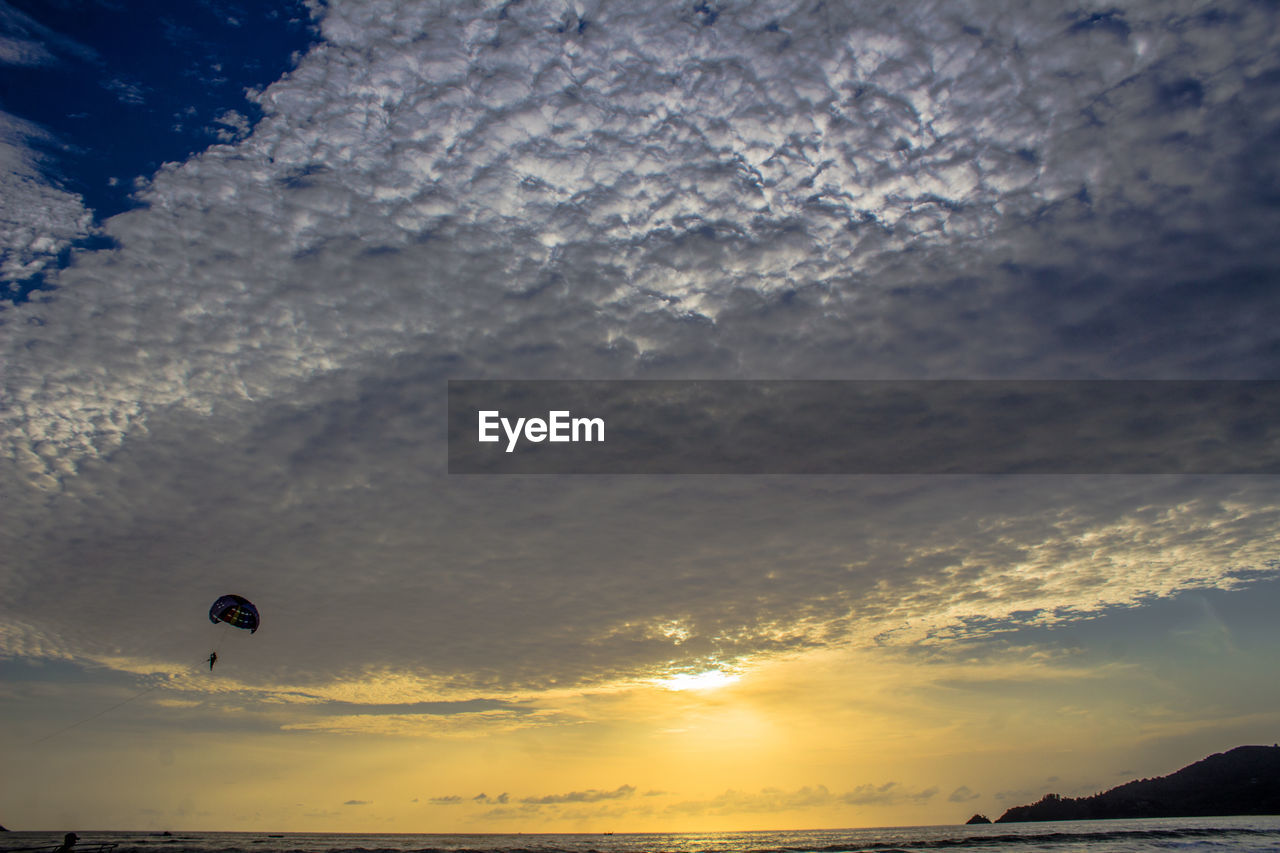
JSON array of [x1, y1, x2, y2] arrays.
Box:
[[209, 594, 260, 633]]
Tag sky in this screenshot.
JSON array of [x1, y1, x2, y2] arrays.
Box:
[[2, 0, 1280, 835]]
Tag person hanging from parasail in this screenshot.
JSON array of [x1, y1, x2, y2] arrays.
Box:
[[207, 594, 259, 669]]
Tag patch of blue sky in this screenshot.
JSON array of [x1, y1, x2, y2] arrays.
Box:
[[0, 0, 319, 301]]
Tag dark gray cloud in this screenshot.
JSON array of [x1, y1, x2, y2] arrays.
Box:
[[473, 793, 510, 805], [840, 783, 939, 806], [428, 795, 462, 805], [4, 370, 1279, 691]]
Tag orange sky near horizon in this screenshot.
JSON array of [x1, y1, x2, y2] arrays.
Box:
[[7, 615, 1280, 833]]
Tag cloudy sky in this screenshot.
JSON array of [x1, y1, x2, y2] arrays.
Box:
[[3, 0, 1280, 834]]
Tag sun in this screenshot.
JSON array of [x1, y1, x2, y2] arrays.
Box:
[[659, 669, 741, 691]]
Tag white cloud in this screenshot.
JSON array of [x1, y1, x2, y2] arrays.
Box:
[[6, 0, 1277, 477], [0, 113, 94, 290], [2, 0, 1279, 698]]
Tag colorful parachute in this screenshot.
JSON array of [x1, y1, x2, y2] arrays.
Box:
[[209, 594, 260, 633]]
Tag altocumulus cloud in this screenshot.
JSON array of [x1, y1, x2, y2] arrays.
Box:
[[2, 0, 1279, 703], [8, 0, 1280, 484]]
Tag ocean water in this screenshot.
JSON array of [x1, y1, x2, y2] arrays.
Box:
[[4, 818, 1280, 853]]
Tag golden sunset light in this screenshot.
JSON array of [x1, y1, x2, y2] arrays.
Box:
[[4, 1, 1280, 851]]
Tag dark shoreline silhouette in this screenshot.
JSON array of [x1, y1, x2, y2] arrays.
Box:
[[996, 744, 1280, 822]]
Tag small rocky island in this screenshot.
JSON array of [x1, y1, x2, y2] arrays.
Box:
[[996, 744, 1280, 822], [965, 814, 992, 824]]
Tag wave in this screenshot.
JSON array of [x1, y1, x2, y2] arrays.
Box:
[[10, 822, 1280, 853], [31, 826, 1276, 853]]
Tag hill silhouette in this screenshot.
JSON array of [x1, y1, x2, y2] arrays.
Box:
[[997, 745, 1280, 822]]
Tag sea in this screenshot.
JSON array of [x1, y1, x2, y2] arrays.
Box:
[[4, 818, 1280, 853]]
